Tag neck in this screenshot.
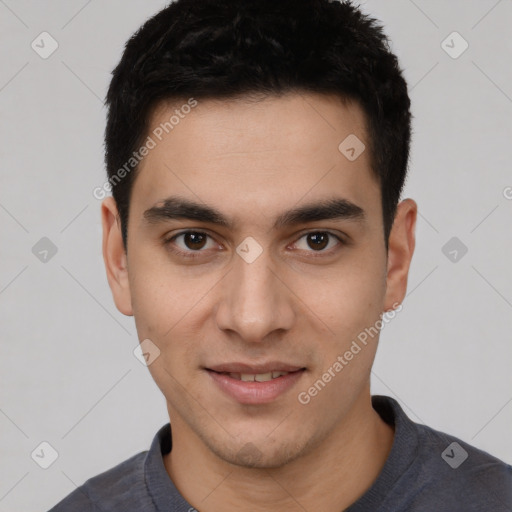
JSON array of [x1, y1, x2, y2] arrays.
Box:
[[163, 390, 394, 512]]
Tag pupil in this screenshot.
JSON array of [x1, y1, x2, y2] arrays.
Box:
[[185, 232, 206, 250], [308, 233, 328, 251]]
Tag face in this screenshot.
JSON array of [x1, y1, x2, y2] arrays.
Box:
[[102, 92, 415, 468]]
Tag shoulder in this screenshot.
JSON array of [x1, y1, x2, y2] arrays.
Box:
[[407, 420, 512, 509], [370, 396, 512, 511], [48, 451, 150, 511]]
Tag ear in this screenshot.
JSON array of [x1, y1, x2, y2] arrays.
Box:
[[101, 197, 133, 316], [383, 198, 417, 312]]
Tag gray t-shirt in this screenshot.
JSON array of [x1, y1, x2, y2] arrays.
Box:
[[48, 395, 512, 511]]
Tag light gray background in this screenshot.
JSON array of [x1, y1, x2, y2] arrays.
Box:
[[1, 1, 511, 510]]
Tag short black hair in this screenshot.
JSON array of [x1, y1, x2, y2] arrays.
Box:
[[104, 0, 412, 250]]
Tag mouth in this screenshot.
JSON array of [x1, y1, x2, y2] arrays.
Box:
[[208, 369, 302, 382], [205, 365, 306, 404]]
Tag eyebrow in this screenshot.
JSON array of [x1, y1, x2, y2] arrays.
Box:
[[143, 195, 366, 230]]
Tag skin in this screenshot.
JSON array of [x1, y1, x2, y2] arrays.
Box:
[[102, 92, 417, 511]]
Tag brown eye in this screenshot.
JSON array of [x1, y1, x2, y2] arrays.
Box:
[[293, 231, 343, 254], [181, 232, 208, 250], [306, 232, 329, 251], [164, 231, 217, 259]]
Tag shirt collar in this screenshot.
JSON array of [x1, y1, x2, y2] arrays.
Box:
[[143, 395, 418, 511]]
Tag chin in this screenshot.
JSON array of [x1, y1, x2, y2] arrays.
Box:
[[207, 433, 313, 470]]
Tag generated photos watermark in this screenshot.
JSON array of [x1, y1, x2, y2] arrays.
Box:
[[297, 301, 403, 405], [93, 97, 198, 200]]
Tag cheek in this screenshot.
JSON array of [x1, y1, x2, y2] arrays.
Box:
[[296, 270, 384, 413], [130, 275, 177, 339], [127, 250, 216, 374], [128, 247, 201, 334], [306, 258, 386, 340]]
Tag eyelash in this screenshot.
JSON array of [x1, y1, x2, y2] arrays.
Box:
[[163, 230, 345, 260]]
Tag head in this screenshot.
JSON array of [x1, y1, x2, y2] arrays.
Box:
[[102, 0, 416, 469]]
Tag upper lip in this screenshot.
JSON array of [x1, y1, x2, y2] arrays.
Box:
[[206, 362, 305, 374]]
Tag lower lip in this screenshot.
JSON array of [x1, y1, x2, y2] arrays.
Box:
[[206, 369, 306, 405]]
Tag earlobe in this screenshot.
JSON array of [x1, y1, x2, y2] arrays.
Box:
[[101, 197, 134, 316], [383, 198, 417, 312]]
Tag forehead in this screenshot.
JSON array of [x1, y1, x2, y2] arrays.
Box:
[[131, 93, 381, 228]]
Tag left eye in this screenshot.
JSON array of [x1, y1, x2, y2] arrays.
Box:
[[292, 231, 342, 253]]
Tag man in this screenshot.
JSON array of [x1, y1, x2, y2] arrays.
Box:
[[49, 0, 512, 510]]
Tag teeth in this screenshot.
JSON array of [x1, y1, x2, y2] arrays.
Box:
[[227, 371, 291, 381], [254, 372, 273, 382]]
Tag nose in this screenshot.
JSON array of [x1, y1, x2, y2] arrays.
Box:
[[214, 245, 296, 343]]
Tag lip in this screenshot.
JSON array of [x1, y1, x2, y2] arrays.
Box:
[[206, 367, 306, 405], [206, 362, 304, 374]]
